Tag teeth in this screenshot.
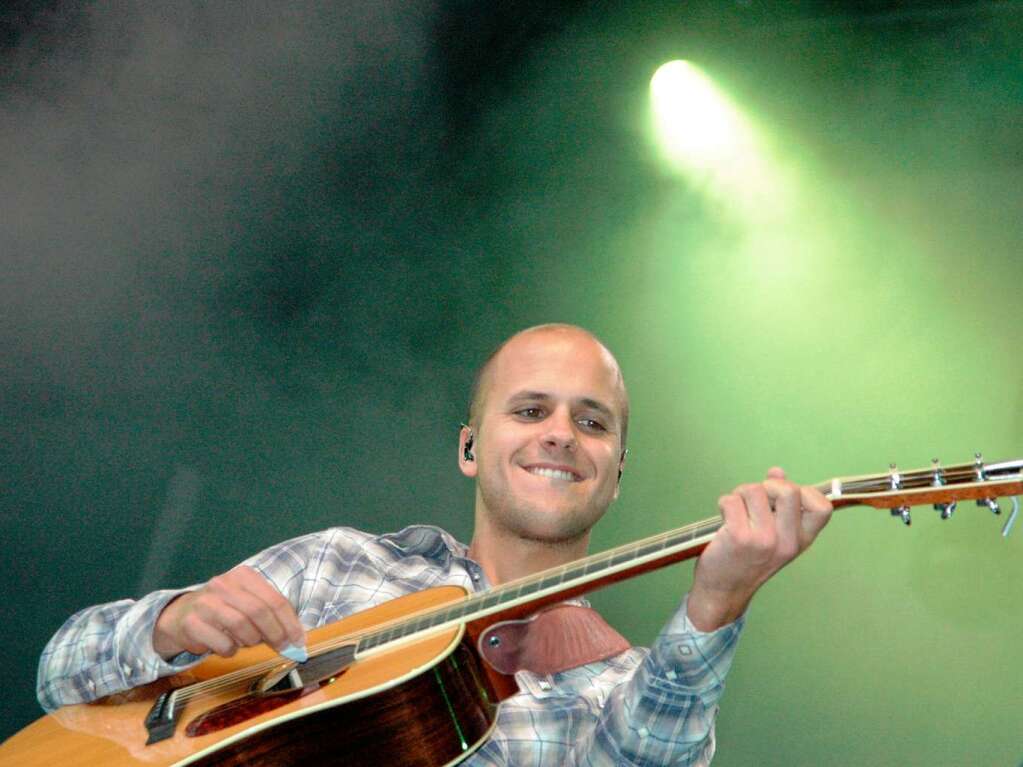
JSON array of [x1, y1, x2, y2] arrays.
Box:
[[528, 467, 577, 481]]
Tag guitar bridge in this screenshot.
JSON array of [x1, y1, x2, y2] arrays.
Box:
[[144, 689, 181, 744], [185, 645, 358, 739], [142, 644, 358, 745]]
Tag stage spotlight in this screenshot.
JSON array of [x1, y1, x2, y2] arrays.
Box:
[[649, 60, 750, 173], [649, 59, 782, 216]]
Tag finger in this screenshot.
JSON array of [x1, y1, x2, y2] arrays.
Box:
[[208, 573, 292, 650], [799, 486, 834, 539], [765, 466, 787, 480], [764, 479, 802, 557], [190, 594, 264, 647], [237, 569, 305, 646], [228, 567, 305, 647], [735, 483, 773, 531], [718, 492, 751, 539], [800, 485, 833, 514], [181, 613, 238, 657], [224, 585, 290, 649], [215, 603, 265, 648]]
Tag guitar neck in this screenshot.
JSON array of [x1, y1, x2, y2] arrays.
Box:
[[358, 455, 1022, 652], [359, 516, 723, 652]]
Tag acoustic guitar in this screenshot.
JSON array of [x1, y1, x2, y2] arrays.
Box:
[[3, 455, 1019, 767]]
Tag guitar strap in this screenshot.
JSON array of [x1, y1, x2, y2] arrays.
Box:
[[478, 604, 631, 676]]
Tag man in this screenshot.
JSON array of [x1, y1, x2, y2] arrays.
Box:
[[37, 324, 832, 765]]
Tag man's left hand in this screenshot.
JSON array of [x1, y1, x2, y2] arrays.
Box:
[[687, 467, 833, 632]]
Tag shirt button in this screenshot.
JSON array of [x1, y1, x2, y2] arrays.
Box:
[[123, 664, 132, 677], [87, 679, 96, 691], [538, 679, 552, 691], [678, 644, 693, 657], [637, 727, 650, 738], [665, 670, 677, 681]]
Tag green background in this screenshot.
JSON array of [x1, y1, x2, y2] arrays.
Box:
[[2, 3, 1021, 764]]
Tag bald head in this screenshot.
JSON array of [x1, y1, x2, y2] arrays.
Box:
[[467, 324, 629, 449]]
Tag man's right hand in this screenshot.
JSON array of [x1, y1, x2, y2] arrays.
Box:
[[152, 565, 305, 660]]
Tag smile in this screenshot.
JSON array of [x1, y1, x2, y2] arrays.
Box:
[[525, 466, 581, 482]]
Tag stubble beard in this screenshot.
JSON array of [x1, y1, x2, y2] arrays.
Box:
[[477, 472, 606, 547]]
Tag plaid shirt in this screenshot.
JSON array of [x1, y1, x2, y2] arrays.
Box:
[[38, 525, 743, 766]]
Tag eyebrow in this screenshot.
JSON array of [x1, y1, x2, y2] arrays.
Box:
[[506, 390, 617, 420]]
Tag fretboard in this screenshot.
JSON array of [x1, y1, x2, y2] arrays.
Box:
[[357, 515, 724, 653]]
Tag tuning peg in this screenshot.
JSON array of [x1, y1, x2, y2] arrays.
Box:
[[888, 462, 902, 490], [977, 497, 1001, 515], [891, 505, 912, 526], [929, 459, 954, 518], [974, 452, 986, 481]]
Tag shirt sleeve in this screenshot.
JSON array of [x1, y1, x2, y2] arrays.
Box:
[[35, 587, 204, 711], [579, 593, 745, 766], [34, 527, 367, 712]]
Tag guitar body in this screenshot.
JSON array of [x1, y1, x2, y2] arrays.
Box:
[[3, 586, 502, 767]]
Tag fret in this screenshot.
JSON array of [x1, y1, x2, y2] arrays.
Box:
[[475, 592, 503, 612], [535, 572, 566, 592], [438, 605, 463, 626], [407, 617, 429, 636], [561, 565, 588, 584], [609, 548, 636, 567], [517, 579, 543, 600], [509, 581, 527, 602], [634, 541, 666, 560]]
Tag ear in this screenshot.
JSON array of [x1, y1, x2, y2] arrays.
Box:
[[612, 448, 627, 500], [458, 424, 478, 478]]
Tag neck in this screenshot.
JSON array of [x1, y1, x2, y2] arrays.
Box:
[[468, 511, 591, 585]]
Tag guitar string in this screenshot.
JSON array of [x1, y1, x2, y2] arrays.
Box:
[[174, 518, 719, 701], [171, 516, 722, 703], [170, 466, 1003, 703], [839, 473, 1009, 495], [835, 464, 983, 493], [169, 467, 1014, 703]]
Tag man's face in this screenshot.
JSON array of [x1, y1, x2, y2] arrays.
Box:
[[462, 328, 626, 544]]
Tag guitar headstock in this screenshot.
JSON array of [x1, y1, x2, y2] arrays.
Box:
[[819, 454, 1022, 536]]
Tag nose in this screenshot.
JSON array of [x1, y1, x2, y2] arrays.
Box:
[[541, 407, 576, 451]]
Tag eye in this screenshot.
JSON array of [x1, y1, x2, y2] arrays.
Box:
[[515, 407, 545, 420], [577, 418, 607, 432]]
